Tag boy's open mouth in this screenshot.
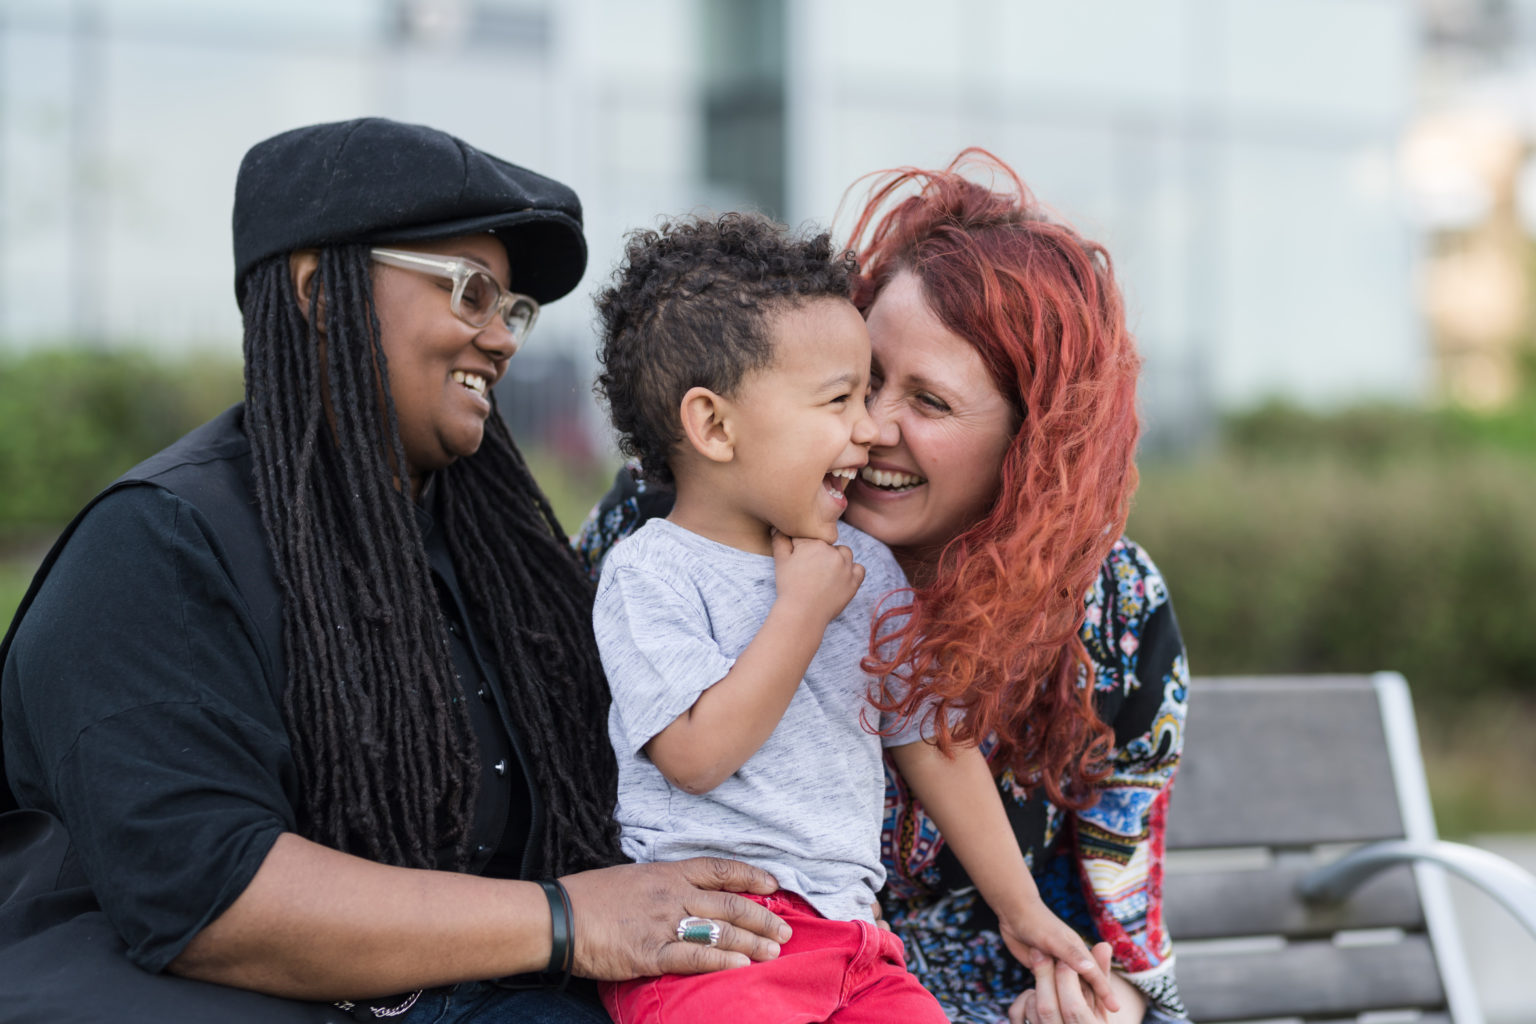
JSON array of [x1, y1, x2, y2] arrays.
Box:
[[859, 467, 925, 492], [824, 467, 858, 501]]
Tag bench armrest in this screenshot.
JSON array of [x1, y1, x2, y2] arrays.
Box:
[[1297, 838, 1536, 937]]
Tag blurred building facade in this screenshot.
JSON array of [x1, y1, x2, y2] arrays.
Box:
[[1409, 0, 1536, 408], [1, 0, 1426, 450]]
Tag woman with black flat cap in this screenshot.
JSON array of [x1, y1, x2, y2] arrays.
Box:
[[0, 118, 788, 1024]]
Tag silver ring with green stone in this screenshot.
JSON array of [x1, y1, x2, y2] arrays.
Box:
[[676, 916, 722, 947]]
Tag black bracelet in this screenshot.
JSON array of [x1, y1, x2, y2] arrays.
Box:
[[538, 879, 574, 991]]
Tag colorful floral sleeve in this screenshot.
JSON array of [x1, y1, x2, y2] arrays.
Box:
[[573, 462, 673, 582], [1072, 539, 1189, 1021]]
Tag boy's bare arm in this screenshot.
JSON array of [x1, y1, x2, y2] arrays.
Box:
[[887, 740, 1121, 1014], [644, 533, 864, 794]]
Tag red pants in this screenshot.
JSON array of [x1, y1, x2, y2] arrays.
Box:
[[599, 891, 947, 1024]]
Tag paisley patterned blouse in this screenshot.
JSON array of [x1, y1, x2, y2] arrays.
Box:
[[575, 465, 1190, 1023]]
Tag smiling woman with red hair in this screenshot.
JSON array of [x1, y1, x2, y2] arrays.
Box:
[[846, 151, 1188, 1024], [850, 152, 1143, 813], [579, 150, 1190, 1024]]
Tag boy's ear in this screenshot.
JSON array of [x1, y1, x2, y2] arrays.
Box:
[[678, 386, 735, 463], [288, 249, 328, 327]]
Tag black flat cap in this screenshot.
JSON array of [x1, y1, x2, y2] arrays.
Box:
[[232, 117, 586, 308]]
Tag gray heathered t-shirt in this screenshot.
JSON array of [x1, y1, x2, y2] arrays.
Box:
[[594, 518, 921, 924]]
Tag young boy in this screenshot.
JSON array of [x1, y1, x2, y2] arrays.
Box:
[[591, 214, 1116, 1023]]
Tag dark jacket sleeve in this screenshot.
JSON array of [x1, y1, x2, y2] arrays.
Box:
[[3, 486, 296, 972]]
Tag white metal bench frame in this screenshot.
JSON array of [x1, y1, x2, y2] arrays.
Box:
[[1164, 673, 1536, 1023]]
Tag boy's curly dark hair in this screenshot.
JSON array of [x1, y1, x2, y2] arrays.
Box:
[[595, 212, 858, 484]]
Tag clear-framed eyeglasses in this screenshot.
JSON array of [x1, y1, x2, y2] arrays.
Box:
[[370, 247, 540, 349]]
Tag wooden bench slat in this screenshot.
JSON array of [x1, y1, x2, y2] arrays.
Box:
[[1168, 677, 1405, 849], [1179, 935, 1446, 1020], [1163, 862, 1425, 940]]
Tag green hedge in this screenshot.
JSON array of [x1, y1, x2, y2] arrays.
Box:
[[0, 347, 243, 539], [1221, 397, 1536, 463], [1129, 403, 1536, 707]]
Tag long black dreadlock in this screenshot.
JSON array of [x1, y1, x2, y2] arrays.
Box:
[[241, 244, 622, 876]]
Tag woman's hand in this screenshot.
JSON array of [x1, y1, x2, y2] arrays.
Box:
[[562, 857, 791, 980], [999, 905, 1118, 1014], [1010, 948, 1147, 1024], [1010, 949, 1108, 1024]]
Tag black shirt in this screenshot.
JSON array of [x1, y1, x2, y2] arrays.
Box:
[[0, 406, 536, 973]]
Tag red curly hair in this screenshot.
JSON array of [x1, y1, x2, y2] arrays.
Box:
[[851, 150, 1142, 810]]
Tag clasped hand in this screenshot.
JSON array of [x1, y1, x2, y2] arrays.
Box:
[[771, 530, 865, 624], [1000, 902, 1119, 1024]]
